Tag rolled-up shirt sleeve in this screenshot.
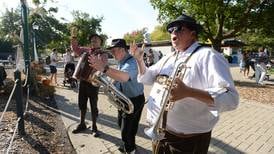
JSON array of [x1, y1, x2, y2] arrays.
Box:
[[203, 52, 239, 112]]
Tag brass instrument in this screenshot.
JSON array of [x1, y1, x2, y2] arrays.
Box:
[[144, 61, 187, 140], [92, 72, 134, 114]]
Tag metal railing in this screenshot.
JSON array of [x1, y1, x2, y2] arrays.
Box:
[[0, 68, 30, 153]]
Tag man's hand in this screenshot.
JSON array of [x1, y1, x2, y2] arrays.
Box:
[[129, 41, 145, 61], [169, 78, 190, 102], [88, 54, 107, 72]]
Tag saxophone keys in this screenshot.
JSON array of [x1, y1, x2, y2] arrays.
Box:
[[166, 101, 175, 110]]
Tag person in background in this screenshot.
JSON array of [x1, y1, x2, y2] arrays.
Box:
[[63, 48, 74, 67], [147, 49, 154, 66], [63, 48, 75, 83], [0, 63, 7, 93], [89, 39, 145, 154], [49, 48, 58, 85], [239, 51, 245, 73], [130, 13, 239, 154], [255, 47, 268, 85], [243, 51, 250, 77]]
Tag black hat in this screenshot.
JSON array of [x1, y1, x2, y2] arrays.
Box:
[[167, 14, 202, 34], [107, 39, 129, 49]]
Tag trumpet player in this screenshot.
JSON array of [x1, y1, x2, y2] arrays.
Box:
[[130, 14, 239, 154], [71, 33, 105, 137], [89, 39, 145, 154]]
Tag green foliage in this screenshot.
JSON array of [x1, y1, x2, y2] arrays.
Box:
[[70, 11, 104, 46], [150, 25, 170, 41], [123, 28, 146, 44], [0, 1, 105, 56], [240, 31, 274, 53], [0, 8, 21, 43], [149, 0, 274, 51]]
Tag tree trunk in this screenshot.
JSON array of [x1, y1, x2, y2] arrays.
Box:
[[211, 39, 222, 52]]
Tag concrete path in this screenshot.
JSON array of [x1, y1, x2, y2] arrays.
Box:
[[54, 66, 274, 154]]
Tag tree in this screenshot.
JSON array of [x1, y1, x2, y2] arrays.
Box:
[[29, 3, 69, 54], [150, 25, 170, 41], [69, 11, 104, 46], [123, 28, 146, 44], [0, 8, 21, 44], [150, 0, 274, 51]]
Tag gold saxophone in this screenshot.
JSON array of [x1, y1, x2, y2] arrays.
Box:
[[92, 71, 134, 114], [144, 61, 187, 140]]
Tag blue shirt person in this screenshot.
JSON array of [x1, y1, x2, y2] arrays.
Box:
[[88, 39, 145, 153]]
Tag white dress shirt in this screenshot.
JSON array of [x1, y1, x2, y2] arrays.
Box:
[[138, 42, 239, 134]]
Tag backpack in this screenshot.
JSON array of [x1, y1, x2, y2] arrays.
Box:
[[45, 55, 51, 65]]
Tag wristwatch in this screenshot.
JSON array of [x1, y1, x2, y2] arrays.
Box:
[[103, 65, 110, 73]]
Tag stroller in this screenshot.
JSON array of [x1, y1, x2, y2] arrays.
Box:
[[63, 63, 77, 88]]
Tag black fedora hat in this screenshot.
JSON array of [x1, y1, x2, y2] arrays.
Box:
[[107, 39, 129, 50], [167, 14, 202, 34]]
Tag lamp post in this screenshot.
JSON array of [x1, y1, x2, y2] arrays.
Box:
[[32, 24, 39, 62], [21, 0, 30, 71]]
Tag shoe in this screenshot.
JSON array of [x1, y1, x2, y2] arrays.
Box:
[[93, 130, 100, 137], [118, 146, 125, 153], [126, 149, 136, 154], [72, 124, 87, 134]]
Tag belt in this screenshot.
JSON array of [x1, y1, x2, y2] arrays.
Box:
[[166, 129, 211, 138]]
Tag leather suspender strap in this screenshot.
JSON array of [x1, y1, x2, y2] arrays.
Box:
[[161, 45, 202, 130]]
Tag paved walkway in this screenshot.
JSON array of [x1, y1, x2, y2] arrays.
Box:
[[54, 66, 274, 154]]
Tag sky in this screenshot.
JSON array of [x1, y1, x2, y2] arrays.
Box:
[[0, 0, 160, 44]]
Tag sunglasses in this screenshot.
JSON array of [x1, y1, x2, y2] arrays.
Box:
[[167, 25, 184, 34]]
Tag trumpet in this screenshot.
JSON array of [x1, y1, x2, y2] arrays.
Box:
[[92, 72, 134, 114], [144, 61, 187, 140]]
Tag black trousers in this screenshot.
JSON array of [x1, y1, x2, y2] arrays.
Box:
[[118, 94, 145, 152], [153, 131, 212, 154], [78, 80, 99, 124]]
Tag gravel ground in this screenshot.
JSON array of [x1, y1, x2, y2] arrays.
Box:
[[0, 95, 76, 154]]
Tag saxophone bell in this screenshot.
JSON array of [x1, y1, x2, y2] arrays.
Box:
[[92, 72, 134, 114]]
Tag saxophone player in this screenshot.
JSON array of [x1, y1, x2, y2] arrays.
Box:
[[130, 14, 239, 154], [89, 39, 145, 154]]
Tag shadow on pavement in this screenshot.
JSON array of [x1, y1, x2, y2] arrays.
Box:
[[209, 138, 244, 154], [54, 93, 151, 140], [234, 81, 274, 88]]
